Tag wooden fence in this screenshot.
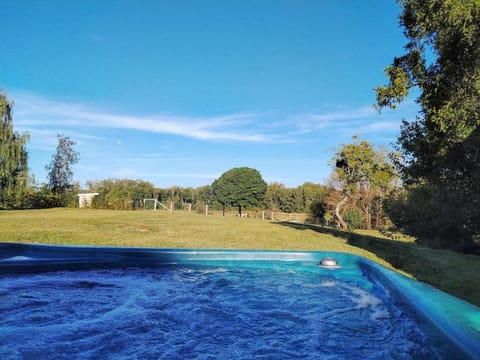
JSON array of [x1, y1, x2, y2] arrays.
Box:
[[144, 202, 323, 225], [198, 208, 316, 224]]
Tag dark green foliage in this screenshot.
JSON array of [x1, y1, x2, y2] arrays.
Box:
[[0, 93, 29, 209], [308, 200, 326, 221], [21, 185, 78, 209], [194, 185, 218, 211], [26, 186, 62, 208], [386, 185, 480, 253], [376, 0, 480, 252], [343, 208, 364, 230], [212, 167, 267, 216]]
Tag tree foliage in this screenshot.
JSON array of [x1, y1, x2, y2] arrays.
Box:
[[46, 135, 79, 193], [308, 199, 326, 222], [212, 167, 267, 216], [376, 0, 480, 252], [265, 182, 326, 213], [0, 93, 29, 209], [332, 139, 397, 230], [87, 179, 155, 210], [343, 208, 364, 230]]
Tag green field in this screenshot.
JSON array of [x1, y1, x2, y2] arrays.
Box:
[[1, 208, 479, 307]]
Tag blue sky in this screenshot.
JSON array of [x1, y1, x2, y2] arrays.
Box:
[[1, 0, 417, 188]]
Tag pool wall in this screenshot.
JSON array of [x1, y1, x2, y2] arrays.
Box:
[[1, 242, 479, 359], [357, 259, 480, 360]]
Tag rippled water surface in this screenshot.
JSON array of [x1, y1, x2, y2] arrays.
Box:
[[1, 265, 438, 359]]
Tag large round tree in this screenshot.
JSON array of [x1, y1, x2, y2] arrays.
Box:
[[212, 167, 267, 216]]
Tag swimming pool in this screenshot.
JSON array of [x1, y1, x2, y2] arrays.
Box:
[[1, 243, 479, 359]]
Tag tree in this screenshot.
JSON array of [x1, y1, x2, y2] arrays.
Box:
[[323, 187, 344, 227], [46, 135, 79, 202], [0, 93, 29, 209], [375, 0, 480, 252], [87, 179, 154, 209], [265, 182, 286, 211], [332, 139, 396, 230], [308, 200, 326, 223], [265, 182, 326, 213], [195, 185, 216, 211], [212, 167, 267, 216], [343, 208, 364, 230], [298, 182, 327, 212]]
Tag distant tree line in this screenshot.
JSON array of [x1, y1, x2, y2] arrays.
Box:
[[84, 161, 399, 232], [84, 173, 328, 219]]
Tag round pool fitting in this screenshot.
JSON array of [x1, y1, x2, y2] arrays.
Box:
[[318, 257, 341, 269]]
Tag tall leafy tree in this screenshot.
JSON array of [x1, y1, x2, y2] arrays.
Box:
[[0, 93, 29, 209], [375, 0, 480, 251], [212, 167, 267, 216], [46, 135, 79, 197], [332, 139, 396, 230]]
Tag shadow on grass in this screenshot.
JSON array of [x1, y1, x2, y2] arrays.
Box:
[[274, 222, 418, 272]]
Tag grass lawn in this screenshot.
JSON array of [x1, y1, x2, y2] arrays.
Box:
[[1, 208, 479, 307]]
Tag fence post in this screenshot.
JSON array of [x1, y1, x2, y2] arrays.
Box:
[[205, 204, 208, 216], [170, 202, 173, 213], [262, 211, 265, 220]]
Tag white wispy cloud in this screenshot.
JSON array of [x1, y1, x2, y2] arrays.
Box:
[[12, 92, 273, 143], [282, 105, 405, 139], [11, 91, 412, 148], [306, 106, 375, 123], [362, 120, 402, 132]]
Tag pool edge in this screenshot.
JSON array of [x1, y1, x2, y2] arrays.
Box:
[[357, 257, 480, 360]]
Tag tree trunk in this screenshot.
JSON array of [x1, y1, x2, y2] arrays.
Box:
[[365, 208, 371, 230], [374, 198, 383, 229], [238, 206, 242, 217], [335, 196, 349, 230]]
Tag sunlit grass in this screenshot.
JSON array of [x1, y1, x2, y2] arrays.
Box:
[[0, 207, 371, 253]]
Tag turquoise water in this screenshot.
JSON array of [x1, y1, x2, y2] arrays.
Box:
[[1, 264, 439, 359]]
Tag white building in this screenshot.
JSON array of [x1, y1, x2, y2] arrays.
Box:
[[77, 193, 99, 208]]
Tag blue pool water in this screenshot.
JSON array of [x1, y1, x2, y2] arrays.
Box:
[[1, 244, 479, 359], [2, 265, 436, 359]]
